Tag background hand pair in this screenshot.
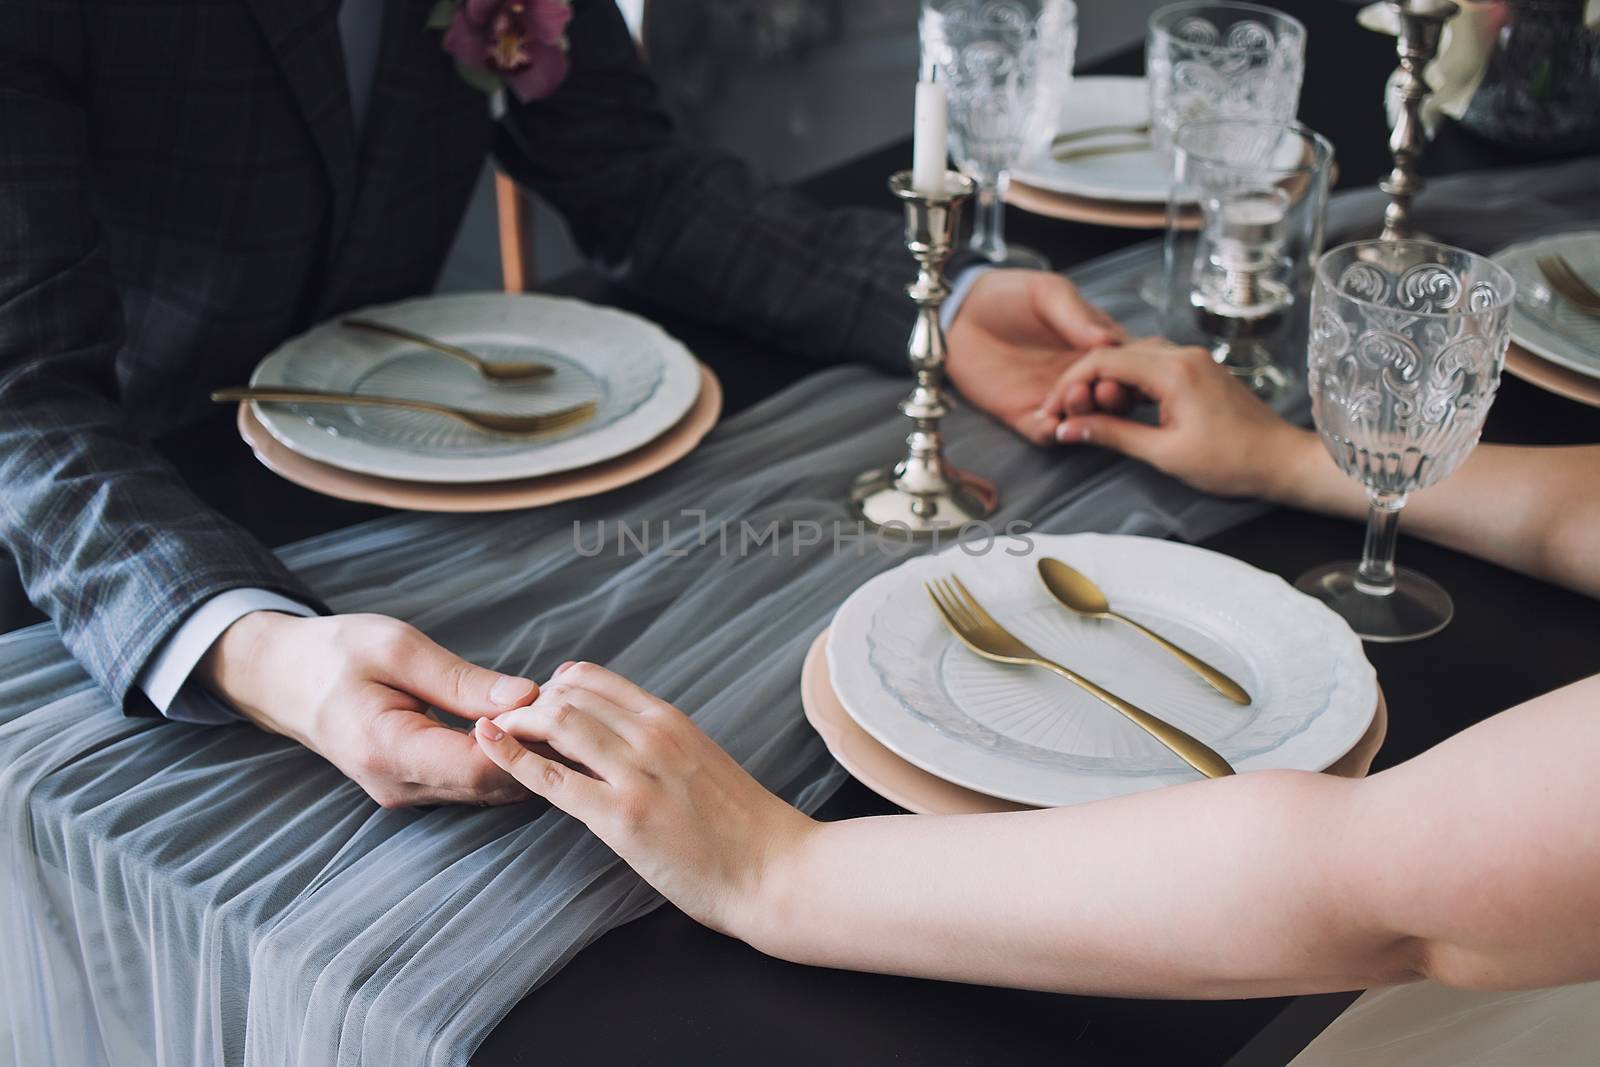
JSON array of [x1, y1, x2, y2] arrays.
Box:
[[942, 270, 1312, 502], [1041, 339, 1318, 501], [944, 270, 1128, 444]]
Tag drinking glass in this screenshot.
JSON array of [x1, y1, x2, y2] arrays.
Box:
[[1298, 239, 1515, 642], [1162, 119, 1332, 395], [921, 0, 1077, 268], [1146, 1, 1306, 160]]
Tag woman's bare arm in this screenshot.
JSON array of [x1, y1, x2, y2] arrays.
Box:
[[475, 665, 1600, 998], [461, 346, 1600, 997], [1048, 343, 1600, 597]]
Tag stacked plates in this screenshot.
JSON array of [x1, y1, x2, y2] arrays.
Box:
[[235, 293, 722, 511], [804, 534, 1386, 814], [1008, 77, 1195, 231], [1491, 232, 1600, 409]]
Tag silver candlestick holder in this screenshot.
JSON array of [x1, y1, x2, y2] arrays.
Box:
[[850, 170, 998, 534], [1189, 187, 1294, 395], [1378, 0, 1459, 241]]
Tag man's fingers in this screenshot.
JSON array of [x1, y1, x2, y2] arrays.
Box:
[[1056, 380, 1096, 418], [1090, 303, 1130, 342], [1093, 379, 1138, 414], [373, 711, 528, 805], [1054, 413, 1163, 460], [1045, 375, 1143, 435], [475, 718, 608, 819], [1036, 278, 1124, 349], [362, 620, 537, 718]]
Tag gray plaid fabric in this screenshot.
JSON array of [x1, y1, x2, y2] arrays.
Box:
[[0, 0, 916, 711]]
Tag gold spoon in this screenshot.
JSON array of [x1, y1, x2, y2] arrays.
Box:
[[1036, 557, 1252, 706], [340, 317, 555, 382]]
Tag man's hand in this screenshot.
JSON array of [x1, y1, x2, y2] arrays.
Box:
[[198, 611, 539, 808], [945, 270, 1128, 444]]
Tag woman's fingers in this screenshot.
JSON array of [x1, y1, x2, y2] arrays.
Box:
[[1053, 412, 1164, 458], [546, 661, 672, 719], [505, 681, 651, 748], [489, 692, 636, 781], [1054, 343, 1190, 400], [474, 717, 609, 817]]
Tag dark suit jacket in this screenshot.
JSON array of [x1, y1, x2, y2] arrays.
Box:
[[0, 0, 917, 708]]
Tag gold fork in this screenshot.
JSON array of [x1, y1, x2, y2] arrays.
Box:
[[211, 387, 596, 438], [1537, 255, 1600, 316], [1051, 141, 1151, 164], [1050, 122, 1151, 164], [1051, 122, 1151, 146], [925, 575, 1235, 779]]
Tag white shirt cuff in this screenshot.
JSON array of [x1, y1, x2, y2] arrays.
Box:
[[137, 589, 315, 725], [940, 264, 994, 332]]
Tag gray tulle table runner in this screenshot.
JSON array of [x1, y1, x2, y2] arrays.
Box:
[[2, 160, 1593, 1067]]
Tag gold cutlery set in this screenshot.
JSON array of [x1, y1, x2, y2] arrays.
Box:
[[1006, 79, 1180, 232], [927, 558, 1250, 779], [1049, 122, 1152, 164], [212, 319, 597, 438]]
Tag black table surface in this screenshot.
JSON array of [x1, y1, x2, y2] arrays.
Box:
[[20, 0, 1599, 1063]]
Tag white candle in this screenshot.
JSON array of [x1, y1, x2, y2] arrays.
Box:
[[912, 80, 948, 197]]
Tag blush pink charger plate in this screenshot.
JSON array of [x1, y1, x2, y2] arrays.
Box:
[[801, 629, 1388, 815], [1504, 342, 1600, 409], [236, 363, 722, 511]]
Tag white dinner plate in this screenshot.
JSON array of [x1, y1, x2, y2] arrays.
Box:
[[1491, 231, 1600, 382], [250, 293, 703, 483], [827, 533, 1378, 808], [1011, 77, 1171, 205]]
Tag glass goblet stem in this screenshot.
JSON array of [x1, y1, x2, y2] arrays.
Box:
[[1354, 489, 1408, 596], [969, 170, 1010, 264]]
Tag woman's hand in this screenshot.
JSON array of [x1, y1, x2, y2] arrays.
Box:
[[473, 661, 813, 940], [1043, 341, 1321, 500], [945, 270, 1130, 444]]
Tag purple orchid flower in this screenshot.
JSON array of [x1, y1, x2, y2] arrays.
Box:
[[442, 0, 573, 103]]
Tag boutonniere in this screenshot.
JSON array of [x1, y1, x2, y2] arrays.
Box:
[[429, 0, 573, 103]]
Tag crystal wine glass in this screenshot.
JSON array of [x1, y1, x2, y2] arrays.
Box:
[[1147, 1, 1306, 160], [920, 0, 1077, 269], [1298, 239, 1515, 642]]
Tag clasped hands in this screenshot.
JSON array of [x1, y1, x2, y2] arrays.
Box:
[[199, 270, 1304, 810]]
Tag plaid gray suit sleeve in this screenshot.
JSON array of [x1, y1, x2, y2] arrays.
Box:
[[493, 0, 918, 375], [0, 10, 320, 711]]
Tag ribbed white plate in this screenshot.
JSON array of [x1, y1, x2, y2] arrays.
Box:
[[1492, 231, 1600, 382], [250, 293, 702, 483], [827, 534, 1377, 808], [1011, 77, 1171, 204]]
